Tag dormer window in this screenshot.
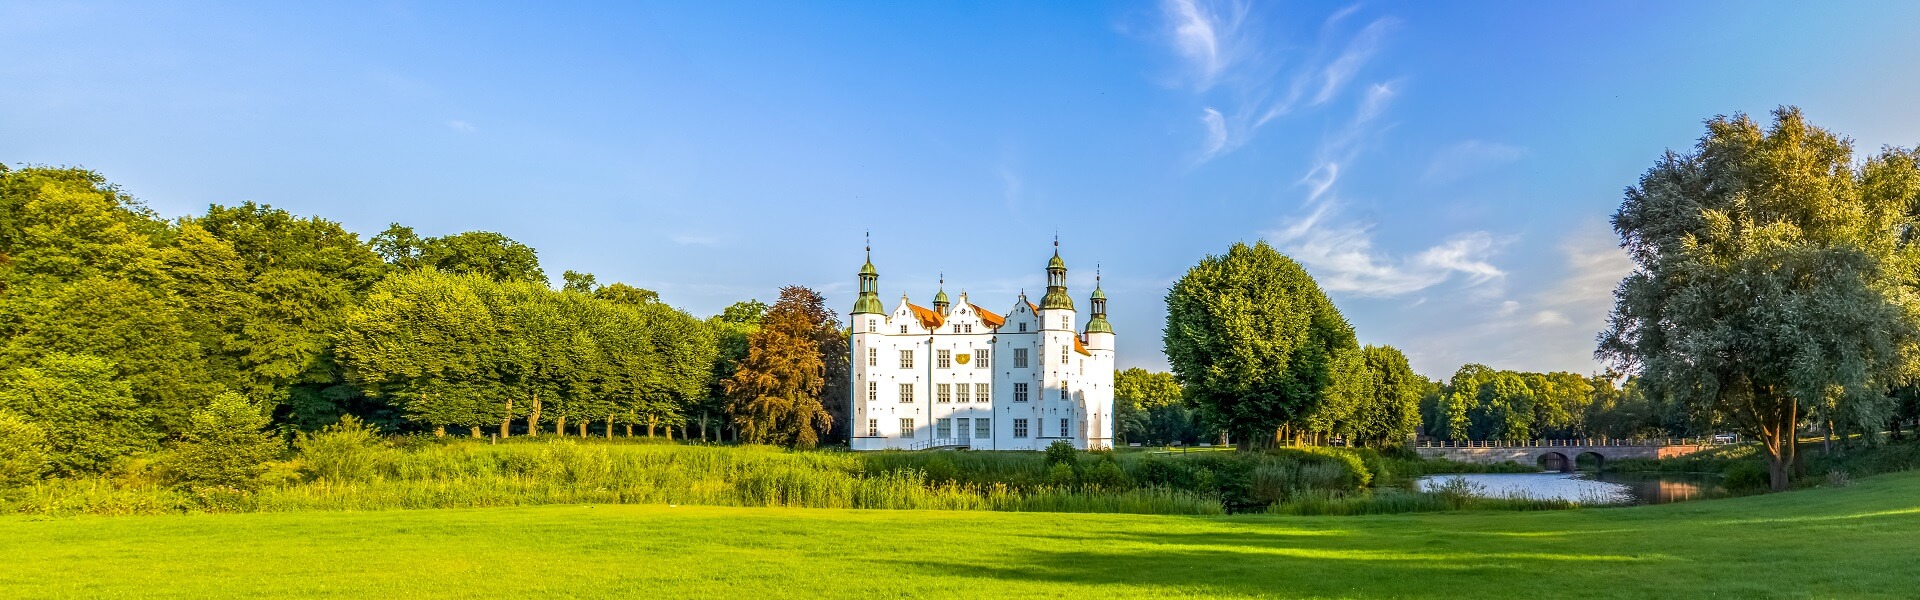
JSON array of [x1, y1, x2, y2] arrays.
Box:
[[1019, 323, 1028, 332], [899, 325, 908, 334]]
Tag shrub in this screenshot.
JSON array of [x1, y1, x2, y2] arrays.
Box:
[[1044, 441, 1078, 471], [1722, 461, 1769, 490], [0, 411, 51, 487], [1046, 462, 1077, 487], [295, 415, 392, 482], [1084, 458, 1128, 489], [159, 393, 285, 491]]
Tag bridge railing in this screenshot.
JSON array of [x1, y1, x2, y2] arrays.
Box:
[[1415, 438, 1708, 449], [908, 437, 971, 451]]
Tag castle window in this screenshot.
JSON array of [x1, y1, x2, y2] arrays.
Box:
[[868, 381, 877, 402], [955, 384, 969, 403], [1013, 418, 1029, 438], [900, 325, 909, 334], [976, 350, 989, 369], [1014, 383, 1029, 402], [868, 419, 879, 437], [937, 349, 951, 369], [868, 348, 877, 367], [1060, 346, 1068, 365], [936, 418, 951, 438], [867, 318, 877, 333], [965, 323, 974, 333], [899, 383, 914, 404], [956, 418, 970, 439], [1013, 348, 1029, 368], [976, 383, 990, 404], [975, 418, 991, 438], [1060, 316, 1068, 329], [1060, 381, 1069, 401], [1060, 418, 1070, 438], [900, 349, 914, 369], [1019, 322, 1028, 332], [936, 383, 951, 403], [900, 418, 914, 439]]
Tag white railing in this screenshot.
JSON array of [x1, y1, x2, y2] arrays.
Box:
[[908, 437, 971, 451]]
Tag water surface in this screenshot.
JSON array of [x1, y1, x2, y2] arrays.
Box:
[[1413, 471, 1728, 505]]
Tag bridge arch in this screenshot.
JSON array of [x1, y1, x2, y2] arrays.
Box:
[[1537, 452, 1572, 473], [1576, 451, 1606, 472]]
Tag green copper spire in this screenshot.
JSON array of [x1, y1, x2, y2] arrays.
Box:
[[1085, 265, 1112, 334], [933, 273, 950, 315], [851, 233, 885, 315], [1039, 236, 1075, 311]]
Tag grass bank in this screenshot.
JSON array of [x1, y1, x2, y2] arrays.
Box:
[[4, 468, 1917, 598]]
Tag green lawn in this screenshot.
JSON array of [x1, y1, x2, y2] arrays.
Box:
[[5, 472, 1919, 598]]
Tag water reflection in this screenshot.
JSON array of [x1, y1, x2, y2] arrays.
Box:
[[1413, 472, 1728, 505]]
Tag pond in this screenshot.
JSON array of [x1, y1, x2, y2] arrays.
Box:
[[1413, 471, 1729, 505]]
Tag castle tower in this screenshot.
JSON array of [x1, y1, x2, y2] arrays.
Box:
[[933, 274, 950, 316]]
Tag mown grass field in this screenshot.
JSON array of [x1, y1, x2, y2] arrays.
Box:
[[4, 470, 1918, 599]]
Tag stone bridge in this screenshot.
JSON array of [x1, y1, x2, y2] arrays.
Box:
[[1415, 439, 1712, 472]]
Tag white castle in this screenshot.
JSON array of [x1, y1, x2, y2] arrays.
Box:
[[849, 240, 1115, 451]]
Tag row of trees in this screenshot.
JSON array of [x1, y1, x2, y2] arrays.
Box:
[[336, 269, 716, 439], [1422, 366, 1677, 442], [0, 163, 841, 484]]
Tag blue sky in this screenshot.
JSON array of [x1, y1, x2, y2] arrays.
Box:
[[6, 1, 1919, 378]]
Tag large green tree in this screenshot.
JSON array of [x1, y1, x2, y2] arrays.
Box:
[[1599, 107, 1920, 490], [1164, 241, 1358, 449]]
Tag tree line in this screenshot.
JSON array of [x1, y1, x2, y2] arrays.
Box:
[[0, 164, 848, 485]]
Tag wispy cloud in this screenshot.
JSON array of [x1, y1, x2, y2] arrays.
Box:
[[1151, 1, 1396, 163], [1199, 107, 1228, 159], [1313, 17, 1396, 106], [1271, 208, 1505, 296], [1422, 140, 1528, 184], [446, 119, 475, 133], [671, 234, 719, 246]]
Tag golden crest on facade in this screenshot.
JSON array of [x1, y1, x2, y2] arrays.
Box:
[[955, 353, 970, 365]]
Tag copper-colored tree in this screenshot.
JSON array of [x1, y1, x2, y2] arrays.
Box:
[[723, 286, 838, 448]]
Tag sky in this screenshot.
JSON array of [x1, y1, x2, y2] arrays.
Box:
[[5, 1, 1920, 378]]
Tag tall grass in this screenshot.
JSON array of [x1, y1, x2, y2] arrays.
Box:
[[0, 440, 1222, 517]]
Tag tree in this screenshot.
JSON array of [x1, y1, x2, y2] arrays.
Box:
[[336, 270, 496, 436], [1113, 368, 1184, 445], [160, 392, 284, 490], [1599, 107, 1920, 491], [724, 286, 835, 448], [419, 231, 545, 284], [1165, 241, 1358, 450], [1353, 345, 1424, 447], [700, 300, 765, 440], [0, 353, 159, 475]]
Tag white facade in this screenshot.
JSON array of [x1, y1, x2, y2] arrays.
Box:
[[848, 248, 1115, 451]]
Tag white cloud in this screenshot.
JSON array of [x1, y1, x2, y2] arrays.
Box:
[[1355, 81, 1396, 124], [1422, 140, 1528, 184], [1152, 2, 1394, 163], [1200, 107, 1228, 159], [1531, 310, 1572, 326], [446, 120, 475, 133], [1269, 205, 1505, 297], [671, 234, 719, 246], [1162, 0, 1232, 90], [1313, 17, 1396, 106]]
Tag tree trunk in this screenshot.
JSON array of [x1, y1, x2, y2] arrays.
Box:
[[469, 425, 482, 439], [556, 415, 566, 437], [699, 414, 709, 441], [647, 420, 656, 438], [435, 425, 446, 437], [605, 421, 613, 439], [626, 423, 634, 437], [666, 426, 674, 441], [579, 420, 588, 437], [527, 394, 542, 437], [500, 396, 514, 439]]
